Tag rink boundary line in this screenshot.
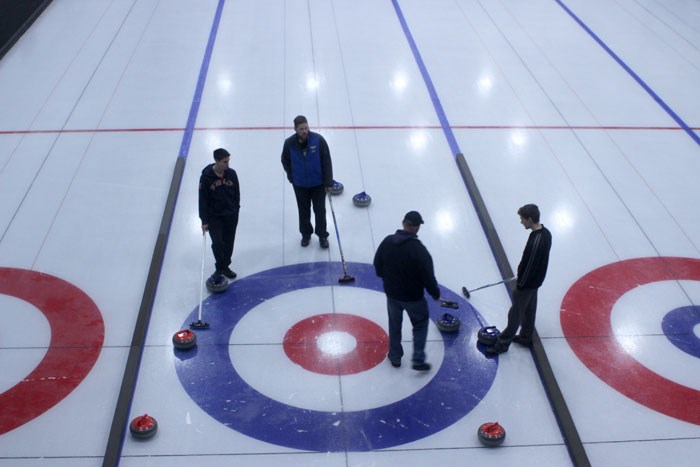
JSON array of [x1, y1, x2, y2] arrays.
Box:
[[1, 124, 697, 135], [102, 0, 227, 466], [555, 0, 700, 147]]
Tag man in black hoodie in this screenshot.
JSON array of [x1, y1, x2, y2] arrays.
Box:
[[199, 148, 240, 282], [486, 204, 552, 355], [373, 211, 441, 371]]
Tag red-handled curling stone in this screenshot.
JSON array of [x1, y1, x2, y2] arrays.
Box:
[[477, 421, 506, 447], [130, 413, 158, 439], [172, 329, 197, 349]]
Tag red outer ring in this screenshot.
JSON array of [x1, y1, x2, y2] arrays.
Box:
[[0, 268, 104, 434], [561, 257, 700, 425]]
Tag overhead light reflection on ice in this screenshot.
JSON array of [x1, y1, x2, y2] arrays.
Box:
[[408, 130, 430, 153], [434, 209, 455, 235], [551, 207, 574, 233], [306, 73, 320, 91], [390, 71, 408, 95], [616, 334, 640, 355], [218, 76, 233, 96], [317, 331, 356, 356], [477, 74, 493, 95], [510, 130, 526, 147]]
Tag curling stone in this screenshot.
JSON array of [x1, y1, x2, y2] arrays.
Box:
[[436, 313, 460, 332], [130, 413, 158, 439], [206, 274, 229, 293], [352, 191, 371, 207], [330, 180, 344, 195], [172, 329, 197, 349], [477, 422, 506, 447], [477, 326, 500, 346]]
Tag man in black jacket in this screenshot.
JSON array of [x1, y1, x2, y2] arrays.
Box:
[[487, 204, 552, 355], [373, 211, 441, 371], [199, 148, 240, 282]]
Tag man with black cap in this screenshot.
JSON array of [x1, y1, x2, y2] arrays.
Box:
[[373, 211, 441, 371], [199, 148, 240, 283]]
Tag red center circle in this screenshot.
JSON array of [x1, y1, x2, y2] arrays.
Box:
[[283, 313, 388, 375]]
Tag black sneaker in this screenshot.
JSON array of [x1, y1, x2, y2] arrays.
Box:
[[412, 362, 431, 371], [301, 236, 311, 247], [513, 335, 532, 347], [485, 342, 509, 355], [319, 237, 329, 249], [222, 268, 237, 279]]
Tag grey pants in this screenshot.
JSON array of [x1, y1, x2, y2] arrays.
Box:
[[497, 287, 538, 344]]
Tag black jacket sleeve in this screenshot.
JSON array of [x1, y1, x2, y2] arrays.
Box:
[[420, 249, 440, 299], [198, 174, 210, 224], [281, 138, 292, 183]]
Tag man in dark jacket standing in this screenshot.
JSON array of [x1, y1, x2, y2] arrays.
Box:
[[281, 115, 333, 248], [373, 211, 441, 371], [199, 148, 240, 282], [487, 204, 552, 355]]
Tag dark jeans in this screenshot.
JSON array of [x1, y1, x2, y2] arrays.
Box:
[[293, 185, 328, 238], [208, 213, 239, 272], [498, 287, 538, 344], [386, 297, 430, 364]]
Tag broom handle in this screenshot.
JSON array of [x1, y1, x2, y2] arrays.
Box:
[[198, 232, 206, 321], [471, 276, 516, 292], [327, 193, 349, 276]]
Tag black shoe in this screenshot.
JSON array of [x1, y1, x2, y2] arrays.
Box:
[[485, 343, 509, 355], [387, 355, 401, 368], [209, 271, 225, 285], [513, 335, 532, 347], [222, 268, 237, 279], [301, 236, 310, 247], [412, 362, 431, 371], [319, 237, 329, 249]]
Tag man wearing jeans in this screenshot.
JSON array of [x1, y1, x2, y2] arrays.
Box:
[[373, 211, 441, 371]]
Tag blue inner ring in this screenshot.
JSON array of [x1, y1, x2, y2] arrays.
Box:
[[662, 306, 700, 359]]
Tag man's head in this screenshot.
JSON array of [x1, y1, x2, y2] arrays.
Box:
[[517, 204, 540, 230], [402, 211, 424, 233], [294, 115, 309, 143], [213, 148, 230, 171]]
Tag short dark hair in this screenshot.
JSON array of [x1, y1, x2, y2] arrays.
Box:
[[293, 115, 308, 128], [403, 211, 424, 227], [518, 204, 540, 223], [213, 148, 230, 161]]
